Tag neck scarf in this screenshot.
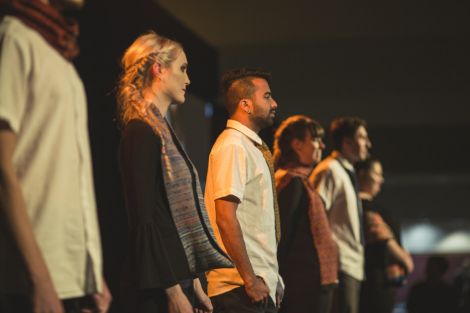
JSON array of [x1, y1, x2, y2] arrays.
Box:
[[275, 165, 338, 285], [0, 0, 79, 60], [254, 140, 281, 243], [139, 103, 232, 274]]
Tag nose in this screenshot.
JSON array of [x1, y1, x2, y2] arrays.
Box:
[[185, 73, 190, 86], [272, 98, 278, 109], [367, 137, 372, 149], [320, 140, 326, 150]]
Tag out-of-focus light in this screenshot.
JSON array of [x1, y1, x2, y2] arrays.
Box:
[[435, 231, 470, 253], [402, 223, 444, 253], [204, 102, 214, 118]]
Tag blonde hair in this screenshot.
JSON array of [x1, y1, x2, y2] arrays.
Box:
[[117, 31, 182, 125]]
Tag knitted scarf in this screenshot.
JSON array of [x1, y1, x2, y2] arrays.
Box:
[[139, 103, 233, 273], [0, 0, 79, 60], [275, 165, 338, 285]]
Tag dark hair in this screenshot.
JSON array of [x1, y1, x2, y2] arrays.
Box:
[[330, 116, 367, 151], [220, 67, 271, 116], [354, 157, 380, 175], [273, 115, 324, 169]]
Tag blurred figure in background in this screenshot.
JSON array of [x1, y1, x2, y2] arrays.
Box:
[[0, 0, 111, 312], [310, 117, 371, 313], [355, 158, 413, 313], [274, 115, 338, 313], [407, 255, 457, 313]]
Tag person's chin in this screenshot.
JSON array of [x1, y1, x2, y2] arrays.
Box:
[[174, 96, 185, 105], [52, 0, 85, 10]]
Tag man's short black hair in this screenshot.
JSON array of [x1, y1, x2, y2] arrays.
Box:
[[330, 116, 367, 151], [220, 67, 271, 116]]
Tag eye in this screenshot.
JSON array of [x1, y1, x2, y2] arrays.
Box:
[[180, 64, 188, 72], [264, 93, 271, 99]]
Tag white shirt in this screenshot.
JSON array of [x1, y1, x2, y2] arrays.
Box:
[[205, 119, 282, 302], [0, 17, 102, 298], [310, 151, 364, 281]]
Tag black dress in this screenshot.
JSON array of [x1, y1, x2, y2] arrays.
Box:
[[119, 119, 196, 312], [277, 177, 334, 313], [359, 199, 402, 313]]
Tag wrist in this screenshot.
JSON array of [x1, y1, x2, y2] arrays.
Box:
[[165, 284, 183, 298], [244, 275, 258, 288]]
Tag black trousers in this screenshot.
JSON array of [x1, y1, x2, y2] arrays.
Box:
[[211, 286, 277, 313], [121, 278, 195, 313], [0, 293, 95, 313], [332, 272, 362, 313]]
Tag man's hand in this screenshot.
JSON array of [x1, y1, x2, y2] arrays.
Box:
[[81, 278, 112, 313], [32, 281, 64, 313], [193, 279, 213, 313], [275, 280, 284, 308], [245, 276, 269, 304], [166, 284, 193, 313]]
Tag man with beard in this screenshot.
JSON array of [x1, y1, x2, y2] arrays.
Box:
[[309, 117, 372, 313], [205, 68, 284, 313], [0, 0, 111, 312]]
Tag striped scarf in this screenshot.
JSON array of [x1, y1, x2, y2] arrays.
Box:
[[0, 0, 79, 60], [139, 103, 232, 274]]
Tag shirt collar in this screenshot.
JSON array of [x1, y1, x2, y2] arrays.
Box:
[[226, 119, 262, 145], [331, 150, 355, 172]]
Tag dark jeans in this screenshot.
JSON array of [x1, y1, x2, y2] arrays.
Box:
[[0, 293, 95, 313], [211, 286, 277, 313], [332, 272, 362, 313]]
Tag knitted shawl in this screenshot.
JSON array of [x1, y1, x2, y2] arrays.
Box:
[[139, 103, 233, 273]]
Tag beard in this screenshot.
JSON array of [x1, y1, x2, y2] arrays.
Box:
[[251, 113, 274, 131]]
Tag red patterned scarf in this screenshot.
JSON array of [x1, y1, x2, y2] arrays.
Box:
[[275, 165, 339, 285], [0, 0, 79, 60]]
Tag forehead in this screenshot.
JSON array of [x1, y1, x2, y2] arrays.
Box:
[[251, 77, 270, 93], [371, 162, 383, 173], [173, 50, 187, 64], [355, 125, 368, 137]]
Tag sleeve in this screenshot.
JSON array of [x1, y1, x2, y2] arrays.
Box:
[[310, 168, 336, 211], [209, 143, 247, 201], [0, 30, 30, 133], [119, 120, 191, 289]]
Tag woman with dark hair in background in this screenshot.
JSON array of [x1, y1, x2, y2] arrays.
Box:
[[356, 158, 414, 313], [117, 31, 232, 313], [273, 115, 338, 313]]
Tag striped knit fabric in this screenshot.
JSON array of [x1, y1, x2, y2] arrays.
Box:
[[140, 103, 232, 273]]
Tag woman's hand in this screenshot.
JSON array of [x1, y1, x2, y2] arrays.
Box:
[[166, 284, 193, 313], [193, 278, 213, 313]]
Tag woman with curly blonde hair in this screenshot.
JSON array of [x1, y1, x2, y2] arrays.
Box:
[[117, 31, 231, 313]]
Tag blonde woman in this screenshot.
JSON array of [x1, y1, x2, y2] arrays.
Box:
[[117, 31, 231, 313]]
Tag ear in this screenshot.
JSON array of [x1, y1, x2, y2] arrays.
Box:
[[342, 136, 353, 150], [151, 62, 164, 78], [290, 138, 303, 152], [239, 98, 253, 114]]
